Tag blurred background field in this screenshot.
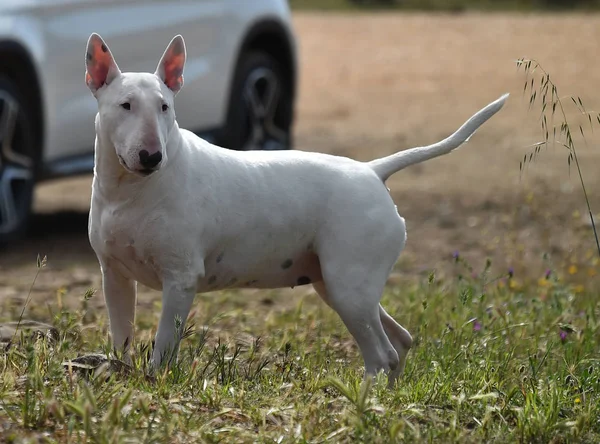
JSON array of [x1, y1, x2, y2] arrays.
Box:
[[290, 0, 600, 11], [2, 4, 600, 309]]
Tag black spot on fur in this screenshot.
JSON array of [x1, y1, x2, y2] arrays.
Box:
[[208, 275, 216, 285], [281, 259, 293, 269], [297, 276, 311, 286], [216, 252, 224, 263], [101, 43, 108, 53], [86, 52, 92, 62]]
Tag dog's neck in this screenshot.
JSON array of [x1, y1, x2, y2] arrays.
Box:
[[92, 116, 183, 197]]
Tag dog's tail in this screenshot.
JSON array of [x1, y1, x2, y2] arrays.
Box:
[[367, 93, 509, 182]]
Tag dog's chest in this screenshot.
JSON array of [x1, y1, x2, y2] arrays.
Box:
[[90, 200, 165, 290]]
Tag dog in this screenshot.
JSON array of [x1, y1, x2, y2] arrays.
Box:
[[85, 32, 508, 386]]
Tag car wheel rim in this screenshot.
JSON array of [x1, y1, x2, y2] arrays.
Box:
[[241, 67, 288, 151], [0, 90, 33, 235]]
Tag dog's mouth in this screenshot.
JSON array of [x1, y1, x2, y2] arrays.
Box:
[[117, 155, 158, 177], [131, 167, 158, 177], [117, 155, 130, 171]]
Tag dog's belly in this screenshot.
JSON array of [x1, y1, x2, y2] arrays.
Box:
[[198, 247, 323, 292], [105, 246, 323, 293]]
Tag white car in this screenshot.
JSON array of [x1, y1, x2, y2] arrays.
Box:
[[0, 0, 297, 243]]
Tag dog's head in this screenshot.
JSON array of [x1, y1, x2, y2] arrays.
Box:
[[85, 33, 186, 176]]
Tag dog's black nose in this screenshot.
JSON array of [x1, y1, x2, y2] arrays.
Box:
[[139, 150, 162, 169]]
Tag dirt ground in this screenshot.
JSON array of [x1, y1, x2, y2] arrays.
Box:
[[2, 12, 600, 312]]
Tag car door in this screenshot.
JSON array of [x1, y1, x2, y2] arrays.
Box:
[[39, 0, 227, 164]]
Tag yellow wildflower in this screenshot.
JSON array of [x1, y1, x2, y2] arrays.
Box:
[[526, 192, 534, 203]]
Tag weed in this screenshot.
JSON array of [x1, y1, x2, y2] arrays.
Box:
[[517, 58, 600, 258]]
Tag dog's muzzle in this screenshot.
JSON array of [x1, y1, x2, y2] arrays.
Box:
[[118, 154, 160, 176]]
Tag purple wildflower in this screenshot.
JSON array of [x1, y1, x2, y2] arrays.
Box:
[[545, 269, 552, 279], [508, 267, 514, 278], [473, 320, 482, 332], [453, 251, 460, 262], [559, 330, 568, 342]]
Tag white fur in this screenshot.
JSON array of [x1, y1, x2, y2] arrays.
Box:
[[86, 33, 508, 385]]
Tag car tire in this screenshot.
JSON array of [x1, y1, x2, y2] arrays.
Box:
[[218, 51, 293, 151], [0, 75, 37, 245]]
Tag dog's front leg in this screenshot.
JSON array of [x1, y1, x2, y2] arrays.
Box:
[[102, 263, 137, 358], [151, 273, 199, 369]]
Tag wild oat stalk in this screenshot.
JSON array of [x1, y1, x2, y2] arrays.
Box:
[[516, 58, 600, 258], [10, 254, 47, 345]]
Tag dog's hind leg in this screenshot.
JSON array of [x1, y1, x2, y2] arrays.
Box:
[[312, 277, 399, 379], [379, 305, 412, 387], [315, 279, 412, 387], [313, 206, 409, 384]]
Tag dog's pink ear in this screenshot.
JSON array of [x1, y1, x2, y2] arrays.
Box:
[[85, 33, 121, 95], [155, 35, 186, 95]]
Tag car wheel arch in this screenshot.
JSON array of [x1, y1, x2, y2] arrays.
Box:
[[0, 40, 44, 174], [230, 18, 297, 111]]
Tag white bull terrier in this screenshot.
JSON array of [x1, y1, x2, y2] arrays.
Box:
[[85, 33, 508, 386]]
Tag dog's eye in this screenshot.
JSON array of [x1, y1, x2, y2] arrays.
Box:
[[121, 103, 131, 110], [162, 104, 169, 112]]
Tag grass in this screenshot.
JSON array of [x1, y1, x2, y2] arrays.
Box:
[[1, 255, 599, 443]]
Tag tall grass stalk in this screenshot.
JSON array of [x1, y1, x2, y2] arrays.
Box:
[[516, 58, 600, 258], [10, 254, 47, 345]]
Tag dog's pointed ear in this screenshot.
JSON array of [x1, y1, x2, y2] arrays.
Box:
[[85, 33, 121, 95], [155, 35, 186, 95]]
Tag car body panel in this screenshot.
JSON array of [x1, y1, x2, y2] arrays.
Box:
[[0, 0, 296, 168]]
